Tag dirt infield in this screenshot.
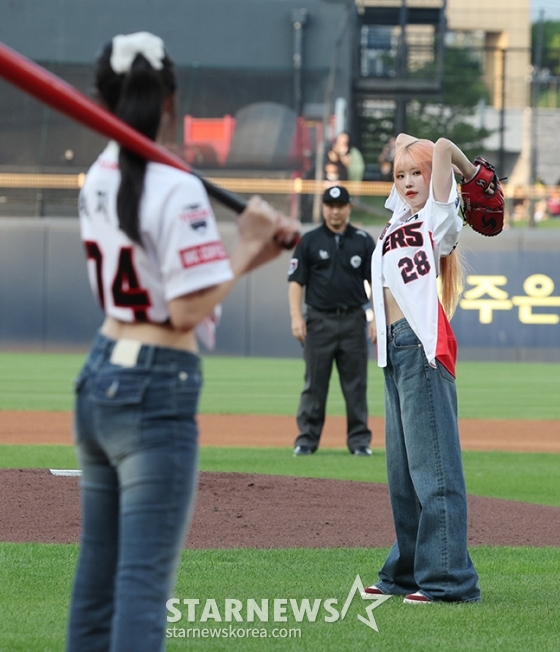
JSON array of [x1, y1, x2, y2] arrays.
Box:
[[0, 411, 559, 452], [0, 411, 558, 548]]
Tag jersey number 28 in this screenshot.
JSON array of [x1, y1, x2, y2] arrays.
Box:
[[398, 250, 431, 284]]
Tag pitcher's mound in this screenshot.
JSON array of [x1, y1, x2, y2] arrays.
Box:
[[1, 469, 559, 548]]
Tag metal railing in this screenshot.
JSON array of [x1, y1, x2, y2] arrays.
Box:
[[0, 172, 557, 198]]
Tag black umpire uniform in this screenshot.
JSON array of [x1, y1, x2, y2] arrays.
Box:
[[288, 186, 374, 455]]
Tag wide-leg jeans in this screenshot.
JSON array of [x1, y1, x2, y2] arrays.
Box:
[[67, 332, 201, 651], [376, 319, 480, 602]]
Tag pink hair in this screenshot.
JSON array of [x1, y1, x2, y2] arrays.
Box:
[[393, 139, 435, 202]]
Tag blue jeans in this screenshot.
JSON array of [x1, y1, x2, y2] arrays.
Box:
[[376, 319, 480, 602], [66, 332, 201, 652]]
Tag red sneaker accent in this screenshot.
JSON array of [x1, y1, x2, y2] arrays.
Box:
[[403, 591, 432, 604], [363, 586, 384, 595]]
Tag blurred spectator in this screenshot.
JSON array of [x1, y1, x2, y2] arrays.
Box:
[[513, 197, 529, 221], [547, 187, 560, 218], [326, 132, 365, 182], [378, 136, 396, 179], [324, 159, 348, 186], [534, 198, 549, 223]]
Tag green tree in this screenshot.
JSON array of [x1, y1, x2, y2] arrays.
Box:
[[441, 47, 490, 108], [357, 47, 491, 168], [532, 20, 560, 109], [532, 20, 560, 75], [406, 47, 491, 161]]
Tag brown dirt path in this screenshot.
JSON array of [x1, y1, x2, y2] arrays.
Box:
[[0, 411, 558, 452]]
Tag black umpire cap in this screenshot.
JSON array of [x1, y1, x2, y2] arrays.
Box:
[[322, 185, 352, 204]]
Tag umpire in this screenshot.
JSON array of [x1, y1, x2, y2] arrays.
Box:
[[288, 185, 374, 456]]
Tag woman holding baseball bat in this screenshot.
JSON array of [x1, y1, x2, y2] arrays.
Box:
[[363, 134, 482, 604], [66, 32, 299, 652]]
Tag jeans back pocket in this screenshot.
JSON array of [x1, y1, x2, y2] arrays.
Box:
[[88, 374, 151, 459], [73, 367, 90, 395], [90, 374, 150, 407]]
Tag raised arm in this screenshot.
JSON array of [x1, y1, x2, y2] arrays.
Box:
[[432, 138, 477, 203], [395, 133, 420, 152]]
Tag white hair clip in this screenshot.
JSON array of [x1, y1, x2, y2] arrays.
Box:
[[110, 32, 165, 74]]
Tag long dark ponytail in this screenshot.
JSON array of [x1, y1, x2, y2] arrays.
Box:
[[94, 37, 176, 245]]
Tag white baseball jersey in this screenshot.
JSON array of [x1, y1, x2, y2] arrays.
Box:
[[79, 142, 233, 324], [371, 174, 463, 375]]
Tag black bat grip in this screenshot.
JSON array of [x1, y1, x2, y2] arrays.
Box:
[[195, 170, 300, 249], [196, 175, 247, 214]]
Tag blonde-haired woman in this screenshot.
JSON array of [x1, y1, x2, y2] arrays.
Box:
[[364, 134, 483, 604]]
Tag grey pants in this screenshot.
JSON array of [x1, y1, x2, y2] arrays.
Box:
[[295, 306, 372, 452]]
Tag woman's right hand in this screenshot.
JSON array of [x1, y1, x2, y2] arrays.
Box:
[[234, 196, 300, 274], [237, 196, 280, 244]]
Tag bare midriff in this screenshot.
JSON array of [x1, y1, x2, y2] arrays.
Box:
[[101, 317, 198, 353], [383, 287, 405, 325]]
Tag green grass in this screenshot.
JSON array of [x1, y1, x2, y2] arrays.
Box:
[[0, 352, 85, 411], [2, 352, 557, 420], [167, 547, 560, 652], [0, 544, 558, 651], [0, 353, 559, 650], [0, 543, 75, 652], [201, 358, 560, 419], [462, 450, 560, 506], [455, 362, 560, 420], [2, 445, 558, 506], [0, 444, 79, 469]]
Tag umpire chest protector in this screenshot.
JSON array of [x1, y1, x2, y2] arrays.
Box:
[[288, 222, 374, 311]]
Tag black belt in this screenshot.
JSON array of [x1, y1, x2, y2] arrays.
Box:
[[309, 305, 362, 317]]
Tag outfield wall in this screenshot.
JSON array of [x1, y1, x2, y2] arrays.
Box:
[[0, 218, 559, 362]]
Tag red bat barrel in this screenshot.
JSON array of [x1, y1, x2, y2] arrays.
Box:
[[0, 40, 246, 213]]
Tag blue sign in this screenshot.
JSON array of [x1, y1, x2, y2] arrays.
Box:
[[452, 251, 560, 348]]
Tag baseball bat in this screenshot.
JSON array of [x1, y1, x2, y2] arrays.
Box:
[[0, 41, 301, 247], [0, 41, 247, 213]]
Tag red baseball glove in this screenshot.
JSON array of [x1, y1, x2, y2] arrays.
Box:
[[460, 157, 504, 237]]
